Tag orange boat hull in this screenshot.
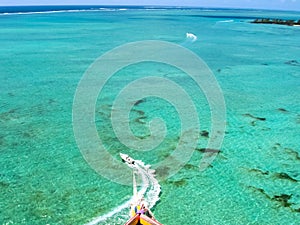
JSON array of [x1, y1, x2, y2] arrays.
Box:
[[124, 214, 163, 225]]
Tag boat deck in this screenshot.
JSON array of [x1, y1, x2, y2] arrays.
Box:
[[124, 214, 163, 225]]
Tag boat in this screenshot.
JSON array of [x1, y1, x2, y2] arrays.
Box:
[[124, 214, 163, 225], [120, 153, 135, 165]]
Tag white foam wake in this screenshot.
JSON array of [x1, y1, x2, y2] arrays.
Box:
[[217, 19, 234, 23], [85, 199, 132, 225], [186, 32, 197, 42], [135, 160, 161, 209], [85, 156, 161, 225], [0, 8, 119, 16]]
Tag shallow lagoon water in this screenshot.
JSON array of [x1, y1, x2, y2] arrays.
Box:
[[0, 6, 299, 225]]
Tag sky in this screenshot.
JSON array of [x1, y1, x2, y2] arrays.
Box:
[[0, 0, 299, 11]]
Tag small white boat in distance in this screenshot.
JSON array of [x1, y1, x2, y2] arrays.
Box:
[[120, 153, 135, 165]]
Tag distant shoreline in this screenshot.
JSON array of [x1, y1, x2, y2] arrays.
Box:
[[251, 18, 300, 26], [0, 5, 300, 13], [0, 5, 300, 12]]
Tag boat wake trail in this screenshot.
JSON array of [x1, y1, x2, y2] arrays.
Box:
[[85, 155, 161, 225]]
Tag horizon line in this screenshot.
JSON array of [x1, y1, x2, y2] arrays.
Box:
[[0, 4, 300, 12]]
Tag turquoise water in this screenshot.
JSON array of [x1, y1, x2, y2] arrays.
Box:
[[0, 6, 300, 225]]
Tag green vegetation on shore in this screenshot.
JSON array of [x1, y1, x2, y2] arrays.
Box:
[[251, 18, 300, 26]]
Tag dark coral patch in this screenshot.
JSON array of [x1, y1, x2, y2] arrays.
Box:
[[196, 148, 220, 153], [274, 172, 298, 182], [272, 143, 281, 150], [23, 132, 33, 138], [273, 194, 292, 207], [200, 130, 209, 138], [134, 99, 145, 106], [183, 163, 198, 170], [85, 187, 99, 194], [248, 186, 299, 212], [0, 109, 19, 121], [48, 99, 56, 104], [132, 109, 145, 116], [284, 148, 300, 160], [134, 116, 147, 124], [285, 60, 300, 66], [243, 113, 266, 121], [248, 186, 270, 199], [248, 168, 269, 175], [30, 190, 45, 203], [155, 166, 170, 178], [168, 179, 187, 187], [0, 181, 10, 188], [277, 108, 289, 113]]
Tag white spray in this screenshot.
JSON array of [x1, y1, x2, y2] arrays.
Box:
[[85, 154, 161, 225]]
